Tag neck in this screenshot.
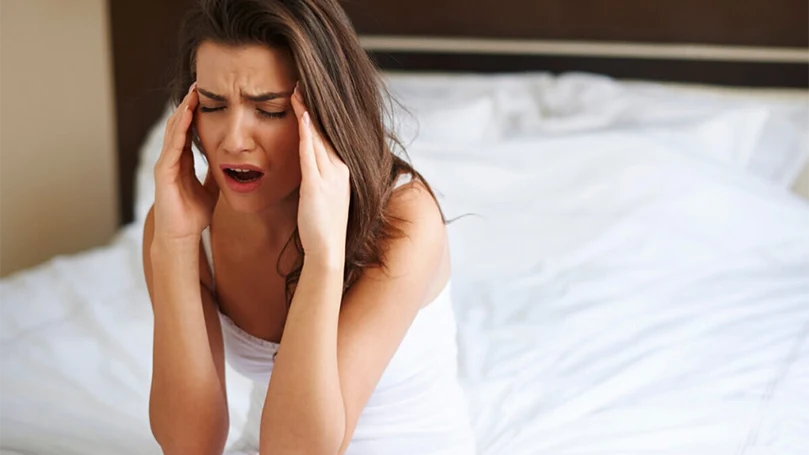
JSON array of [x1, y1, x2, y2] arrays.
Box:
[[215, 190, 299, 249]]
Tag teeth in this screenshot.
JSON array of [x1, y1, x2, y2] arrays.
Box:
[[231, 169, 251, 173]]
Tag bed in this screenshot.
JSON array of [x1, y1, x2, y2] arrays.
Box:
[[2, 1, 808, 454]]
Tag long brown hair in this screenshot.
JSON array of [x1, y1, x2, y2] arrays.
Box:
[[170, 0, 442, 303]]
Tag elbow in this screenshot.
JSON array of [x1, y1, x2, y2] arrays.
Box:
[[260, 443, 342, 455], [157, 441, 226, 455], [149, 401, 230, 455], [314, 415, 349, 455], [152, 425, 229, 455], [261, 436, 344, 455], [260, 424, 345, 455], [259, 394, 347, 455]]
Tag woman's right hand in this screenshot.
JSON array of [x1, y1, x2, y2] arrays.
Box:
[[152, 82, 218, 244]]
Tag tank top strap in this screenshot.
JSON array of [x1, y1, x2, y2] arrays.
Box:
[[200, 226, 215, 291], [394, 172, 413, 190]]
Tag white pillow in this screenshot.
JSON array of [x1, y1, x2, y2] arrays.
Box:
[[386, 71, 809, 187], [616, 80, 809, 187], [387, 94, 500, 145], [383, 72, 502, 145], [497, 72, 809, 187]]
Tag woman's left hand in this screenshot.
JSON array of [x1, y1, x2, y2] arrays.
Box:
[[290, 82, 351, 267]]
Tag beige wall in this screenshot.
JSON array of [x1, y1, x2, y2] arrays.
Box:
[[0, 0, 118, 277]]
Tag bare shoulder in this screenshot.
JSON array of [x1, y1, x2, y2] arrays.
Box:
[[387, 178, 446, 244], [370, 177, 449, 298]]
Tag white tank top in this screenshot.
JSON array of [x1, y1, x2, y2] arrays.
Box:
[[201, 177, 476, 454]]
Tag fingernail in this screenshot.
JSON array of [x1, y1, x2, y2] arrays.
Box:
[[303, 111, 310, 127], [295, 82, 303, 102], [188, 81, 197, 94]]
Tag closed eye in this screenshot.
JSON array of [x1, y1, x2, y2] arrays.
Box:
[[198, 106, 286, 120], [257, 109, 287, 119]]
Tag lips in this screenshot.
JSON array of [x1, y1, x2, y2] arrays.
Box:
[[226, 168, 262, 182], [220, 163, 265, 193]]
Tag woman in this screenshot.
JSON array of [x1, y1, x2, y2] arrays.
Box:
[[142, 0, 475, 454]]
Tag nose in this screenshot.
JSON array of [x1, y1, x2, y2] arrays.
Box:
[[221, 108, 256, 154]]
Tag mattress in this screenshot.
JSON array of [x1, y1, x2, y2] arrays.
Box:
[[2, 72, 808, 455]]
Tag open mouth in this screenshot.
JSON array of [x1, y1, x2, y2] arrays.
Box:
[[224, 168, 264, 183]]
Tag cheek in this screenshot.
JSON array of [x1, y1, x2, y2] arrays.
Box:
[[261, 123, 301, 167], [193, 116, 219, 157]]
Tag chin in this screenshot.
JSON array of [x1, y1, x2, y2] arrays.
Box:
[[220, 191, 273, 213], [219, 185, 300, 215]]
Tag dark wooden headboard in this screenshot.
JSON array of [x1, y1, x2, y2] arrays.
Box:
[[108, 0, 809, 226]]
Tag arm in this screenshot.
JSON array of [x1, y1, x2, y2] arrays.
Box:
[[259, 183, 446, 455], [259, 84, 446, 454], [143, 207, 230, 455], [144, 82, 228, 455]]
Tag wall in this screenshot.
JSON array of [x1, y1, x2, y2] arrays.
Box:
[[0, 0, 118, 277]]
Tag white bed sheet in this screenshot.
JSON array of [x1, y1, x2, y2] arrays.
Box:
[[408, 138, 809, 455], [0, 225, 254, 454], [2, 73, 809, 455]]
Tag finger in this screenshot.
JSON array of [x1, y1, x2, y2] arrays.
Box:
[[290, 81, 318, 173], [159, 84, 198, 169], [178, 129, 195, 177], [299, 111, 319, 178], [310, 126, 333, 171], [290, 81, 305, 119], [164, 82, 196, 139], [175, 84, 198, 147], [317, 131, 344, 167], [290, 83, 334, 172]]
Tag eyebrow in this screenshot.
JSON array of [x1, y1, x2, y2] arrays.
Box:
[[197, 88, 292, 102]]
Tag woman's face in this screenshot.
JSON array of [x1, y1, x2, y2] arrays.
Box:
[[194, 41, 300, 213]]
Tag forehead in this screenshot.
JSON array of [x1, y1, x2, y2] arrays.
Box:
[[195, 41, 295, 85]]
